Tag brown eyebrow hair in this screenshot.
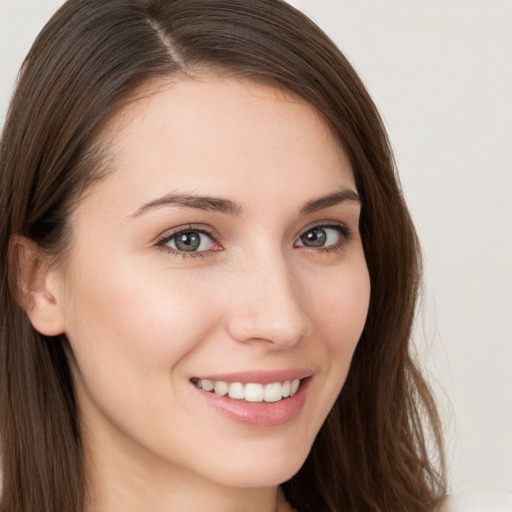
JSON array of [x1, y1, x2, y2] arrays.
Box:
[[299, 189, 361, 214], [128, 188, 361, 219], [129, 192, 243, 218]]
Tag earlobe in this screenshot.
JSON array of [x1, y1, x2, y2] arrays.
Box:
[[12, 236, 66, 337]]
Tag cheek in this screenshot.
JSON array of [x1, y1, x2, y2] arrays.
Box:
[[61, 257, 228, 457], [62, 258, 220, 389], [290, 259, 370, 437], [308, 263, 370, 357], [302, 257, 370, 414]]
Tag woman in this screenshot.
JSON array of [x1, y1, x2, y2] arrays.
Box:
[[0, 1, 446, 511]]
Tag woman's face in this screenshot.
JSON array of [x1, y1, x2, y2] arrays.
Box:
[[51, 77, 370, 489]]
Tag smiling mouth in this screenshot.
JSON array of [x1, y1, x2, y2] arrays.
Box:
[[191, 378, 302, 403]]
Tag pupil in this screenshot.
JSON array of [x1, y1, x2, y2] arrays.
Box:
[[175, 231, 201, 252], [302, 228, 326, 247]]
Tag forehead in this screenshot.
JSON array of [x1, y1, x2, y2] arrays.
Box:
[[85, 76, 355, 217]]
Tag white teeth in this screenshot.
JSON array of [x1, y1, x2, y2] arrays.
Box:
[[214, 381, 228, 397], [201, 379, 214, 392], [245, 383, 264, 402], [228, 382, 245, 399], [195, 378, 303, 402], [264, 382, 282, 403], [290, 379, 300, 396]]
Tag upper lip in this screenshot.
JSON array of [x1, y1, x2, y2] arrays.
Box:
[[191, 368, 313, 385]]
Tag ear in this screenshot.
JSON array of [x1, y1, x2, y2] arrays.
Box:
[[12, 236, 66, 336]]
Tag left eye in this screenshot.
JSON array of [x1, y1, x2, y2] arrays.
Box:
[[161, 230, 215, 253], [295, 226, 344, 248]]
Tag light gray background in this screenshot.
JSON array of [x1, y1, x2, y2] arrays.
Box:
[[1, 0, 511, 495]]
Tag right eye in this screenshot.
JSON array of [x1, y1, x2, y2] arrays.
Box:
[[157, 228, 217, 255]]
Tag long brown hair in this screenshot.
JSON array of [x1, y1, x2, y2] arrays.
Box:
[[0, 1, 446, 511]]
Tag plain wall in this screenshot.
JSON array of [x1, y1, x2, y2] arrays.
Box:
[[1, 0, 511, 495]]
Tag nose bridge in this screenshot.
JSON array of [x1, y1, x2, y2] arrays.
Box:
[[225, 246, 308, 347]]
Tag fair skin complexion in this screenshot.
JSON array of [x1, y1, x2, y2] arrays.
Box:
[[21, 77, 370, 512]]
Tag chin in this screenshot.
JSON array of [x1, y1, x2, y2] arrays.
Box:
[[198, 440, 311, 489]]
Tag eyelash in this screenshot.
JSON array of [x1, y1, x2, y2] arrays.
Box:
[[156, 225, 220, 259], [295, 222, 352, 254], [155, 222, 352, 259]]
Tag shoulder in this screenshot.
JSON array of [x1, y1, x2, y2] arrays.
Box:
[[440, 491, 512, 512]]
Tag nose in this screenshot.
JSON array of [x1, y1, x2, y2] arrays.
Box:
[[224, 251, 309, 348]]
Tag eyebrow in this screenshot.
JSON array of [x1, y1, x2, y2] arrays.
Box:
[[299, 189, 361, 214], [128, 188, 360, 219], [129, 192, 242, 218]]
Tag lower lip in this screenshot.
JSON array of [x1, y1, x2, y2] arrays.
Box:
[[193, 378, 311, 428]]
